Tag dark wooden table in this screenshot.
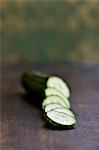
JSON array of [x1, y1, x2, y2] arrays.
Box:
[[1, 63, 99, 150]]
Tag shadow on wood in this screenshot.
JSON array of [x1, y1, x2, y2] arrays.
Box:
[[19, 92, 43, 110]]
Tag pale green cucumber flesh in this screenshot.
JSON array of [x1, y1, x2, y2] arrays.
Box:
[[44, 103, 64, 113], [46, 110, 76, 126], [45, 87, 70, 108], [42, 95, 67, 109], [47, 76, 70, 99], [54, 108, 75, 118]]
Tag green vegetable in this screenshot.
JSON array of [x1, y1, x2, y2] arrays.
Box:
[[21, 71, 76, 129], [43, 110, 76, 129], [45, 87, 70, 108], [47, 76, 70, 98], [42, 95, 67, 109], [44, 103, 64, 113]]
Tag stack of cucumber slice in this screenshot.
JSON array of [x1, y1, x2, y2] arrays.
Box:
[[21, 71, 76, 129]]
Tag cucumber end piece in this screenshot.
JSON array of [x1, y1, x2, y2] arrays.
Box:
[[43, 110, 76, 130]]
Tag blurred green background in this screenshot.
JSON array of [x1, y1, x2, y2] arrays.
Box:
[[1, 1, 99, 64]]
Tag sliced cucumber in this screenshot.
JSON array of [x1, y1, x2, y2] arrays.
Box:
[[47, 76, 70, 99], [21, 71, 76, 129], [54, 108, 75, 118], [46, 110, 76, 127], [44, 103, 64, 113], [45, 87, 70, 108], [42, 95, 67, 109]]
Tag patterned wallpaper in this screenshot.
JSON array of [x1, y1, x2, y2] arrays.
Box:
[[1, 1, 99, 63]]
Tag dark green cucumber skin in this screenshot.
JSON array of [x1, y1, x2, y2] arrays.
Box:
[[21, 71, 49, 108], [21, 72, 49, 97]]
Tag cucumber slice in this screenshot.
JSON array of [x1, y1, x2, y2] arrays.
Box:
[[46, 110, 76, 127], [47, 76, 70, 99], [54, 108, 75, 118], [42, 95, 67, 109], [45, 87, 70, 108], [44, 103, 64, 113]]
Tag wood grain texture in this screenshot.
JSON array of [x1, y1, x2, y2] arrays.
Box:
[[1, 63, 99, 150]]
